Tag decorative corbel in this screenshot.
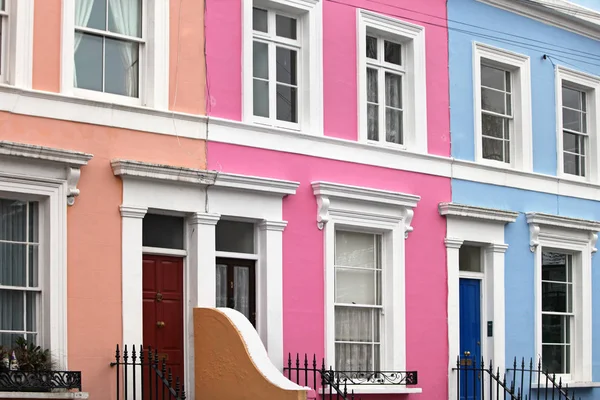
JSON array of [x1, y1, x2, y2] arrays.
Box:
[[66, 167, 82, 206], [316, 195, 330, 230], [529, 223, 540, 252], [590, 232, 598, 253], [402, 208, 414, 239]]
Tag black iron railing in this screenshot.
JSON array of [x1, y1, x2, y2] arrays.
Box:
[[284, 353, 418, 400], [454, 356, 578, 400], [0, 370, 82, 392], [110, 345, 186, 400]]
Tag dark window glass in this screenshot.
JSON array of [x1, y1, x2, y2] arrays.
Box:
[[143, 214, 184, 249]]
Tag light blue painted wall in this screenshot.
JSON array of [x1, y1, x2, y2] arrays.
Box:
[[452, 180, 600, 398], [569, 0, 600, 12], [448, 0, 600, 175]]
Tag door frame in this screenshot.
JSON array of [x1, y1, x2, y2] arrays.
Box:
[[142, 247, 189, 391]]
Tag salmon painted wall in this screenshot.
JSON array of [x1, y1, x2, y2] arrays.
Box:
[[32, 0, 207, 116], [205, 0, 450, 156], [207, 142, 451, 399]]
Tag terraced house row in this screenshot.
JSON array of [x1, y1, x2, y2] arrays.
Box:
[[1, 0, 600, 399]]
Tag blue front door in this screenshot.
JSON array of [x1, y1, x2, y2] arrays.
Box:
[[459, 278, 481, 400]]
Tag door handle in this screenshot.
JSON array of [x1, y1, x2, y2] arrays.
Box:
[[156, 321, 166, 328], [463, 350, 471, 356]]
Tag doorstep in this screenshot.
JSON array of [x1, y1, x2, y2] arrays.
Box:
[[0, 393, 89, 399]]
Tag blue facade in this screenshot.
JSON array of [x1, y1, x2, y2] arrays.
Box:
[[448, 0, 600, 398]]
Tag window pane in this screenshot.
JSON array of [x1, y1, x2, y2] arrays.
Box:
[[276, 84, 297, 123], [253, 8, 268, 32], [335, 307, 379, 342], [542, 314, 569, 344], [216, 264, 228, 307], [0, 0, 4, 11], [505, 70, 511, 93], [0, 243, 26, 287], [26, 292, 37, 332], [78, 0, 107, 31], [481, 87, 506, 114], [215, 220, 255, 254], [233, 266, 250, 319], [385, 108, 402, 144], [276, 47, 297, 85], [542, 282, 568, 312], [542, 253, 568, 281], [482, 137, 504, 162], [366, 36, 377, 59], [482, 113, 505, 139], [28, 202, 38, 243], [385, 73, 402, 109], [542, 344, 569, 374], [459, 245, 481, 272], [74, 33, 103, 92], [562, 86, 582, 110], [276, 15, 296, 40], [105, 38, 139, 97], [367, 104, 379, 141], [564, 152, 583, 176], [367, 68, 378, 103], [335, 268, 379, 304], [143, 214, 184, 250], [563, 132, 583, 155], [384, 40, 401, 65], [563, 108, 583, 132], [0, 199, 27, 242], [108, 0, 142, 37], [481, 65, 506, 91], [0, 290, 24, 331], [28, 246, 38, 288], [335, 231, 377, 269], [335, 343, 373, 371], [253, 41, 268, 79], [253, 79, 269, 117]]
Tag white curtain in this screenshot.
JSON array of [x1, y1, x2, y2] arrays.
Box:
[[73, 0, 95, 87], [234, 267, 250, 319], [216, 265, 227, 308], [335, 307, 379, 372], [108, 0, 140, 97]]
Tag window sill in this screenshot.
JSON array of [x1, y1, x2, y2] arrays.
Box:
[[563, 381, 600, 388], [0, 393, 89, 399], [320, 386, 422, 395]]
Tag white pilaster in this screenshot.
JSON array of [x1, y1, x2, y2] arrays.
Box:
[[188, 213, 220, 307], [445, 238, 463, 400], [120, 205, 147, 400], [487, 243, 508, 375], [258, 220, 287, 371]]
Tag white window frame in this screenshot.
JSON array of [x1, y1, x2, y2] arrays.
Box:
[[60, 0, 169, 109], [0, 141, 92, 370], [527, 212, 599, 383], [555, 66, 600, 183], [312, 181, 419, 383], [0, 0, 33, 88], [242, 0, 323, 134], [473, 42, 532, 171], [357, 9, 427, 153]]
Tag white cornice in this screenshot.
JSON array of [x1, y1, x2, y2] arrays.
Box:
[[111, 159, 299, 196], [312, 181, 420, 236], [0, 140, 93, 166], [476, 0, 600, 40], [0, 140, 93, 206], [438, 202, 519, 223], [526, 212, 600, 252]]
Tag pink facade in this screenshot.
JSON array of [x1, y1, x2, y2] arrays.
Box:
[[206, 0, 451, 398]]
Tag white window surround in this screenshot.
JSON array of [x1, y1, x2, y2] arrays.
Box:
[[439, 202, 518, 400], [0, 140, 93, 371], [555, 65, 600, 183], [312, 181, 421, 395], [0, 0, 33, 88], [60, 0, 169, 109], [112, 159, 298, 400], [242, 0, 323, 134], [473, 42, 532, 171], [527, 212, 600, 383], [357, 9, 427, 153]]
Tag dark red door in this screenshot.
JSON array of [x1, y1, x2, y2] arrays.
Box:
[[142, 255, 184, 384]]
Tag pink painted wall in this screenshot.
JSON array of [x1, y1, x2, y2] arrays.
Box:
[[207, 143, 450, 399], [205, 0, 450, 156]]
